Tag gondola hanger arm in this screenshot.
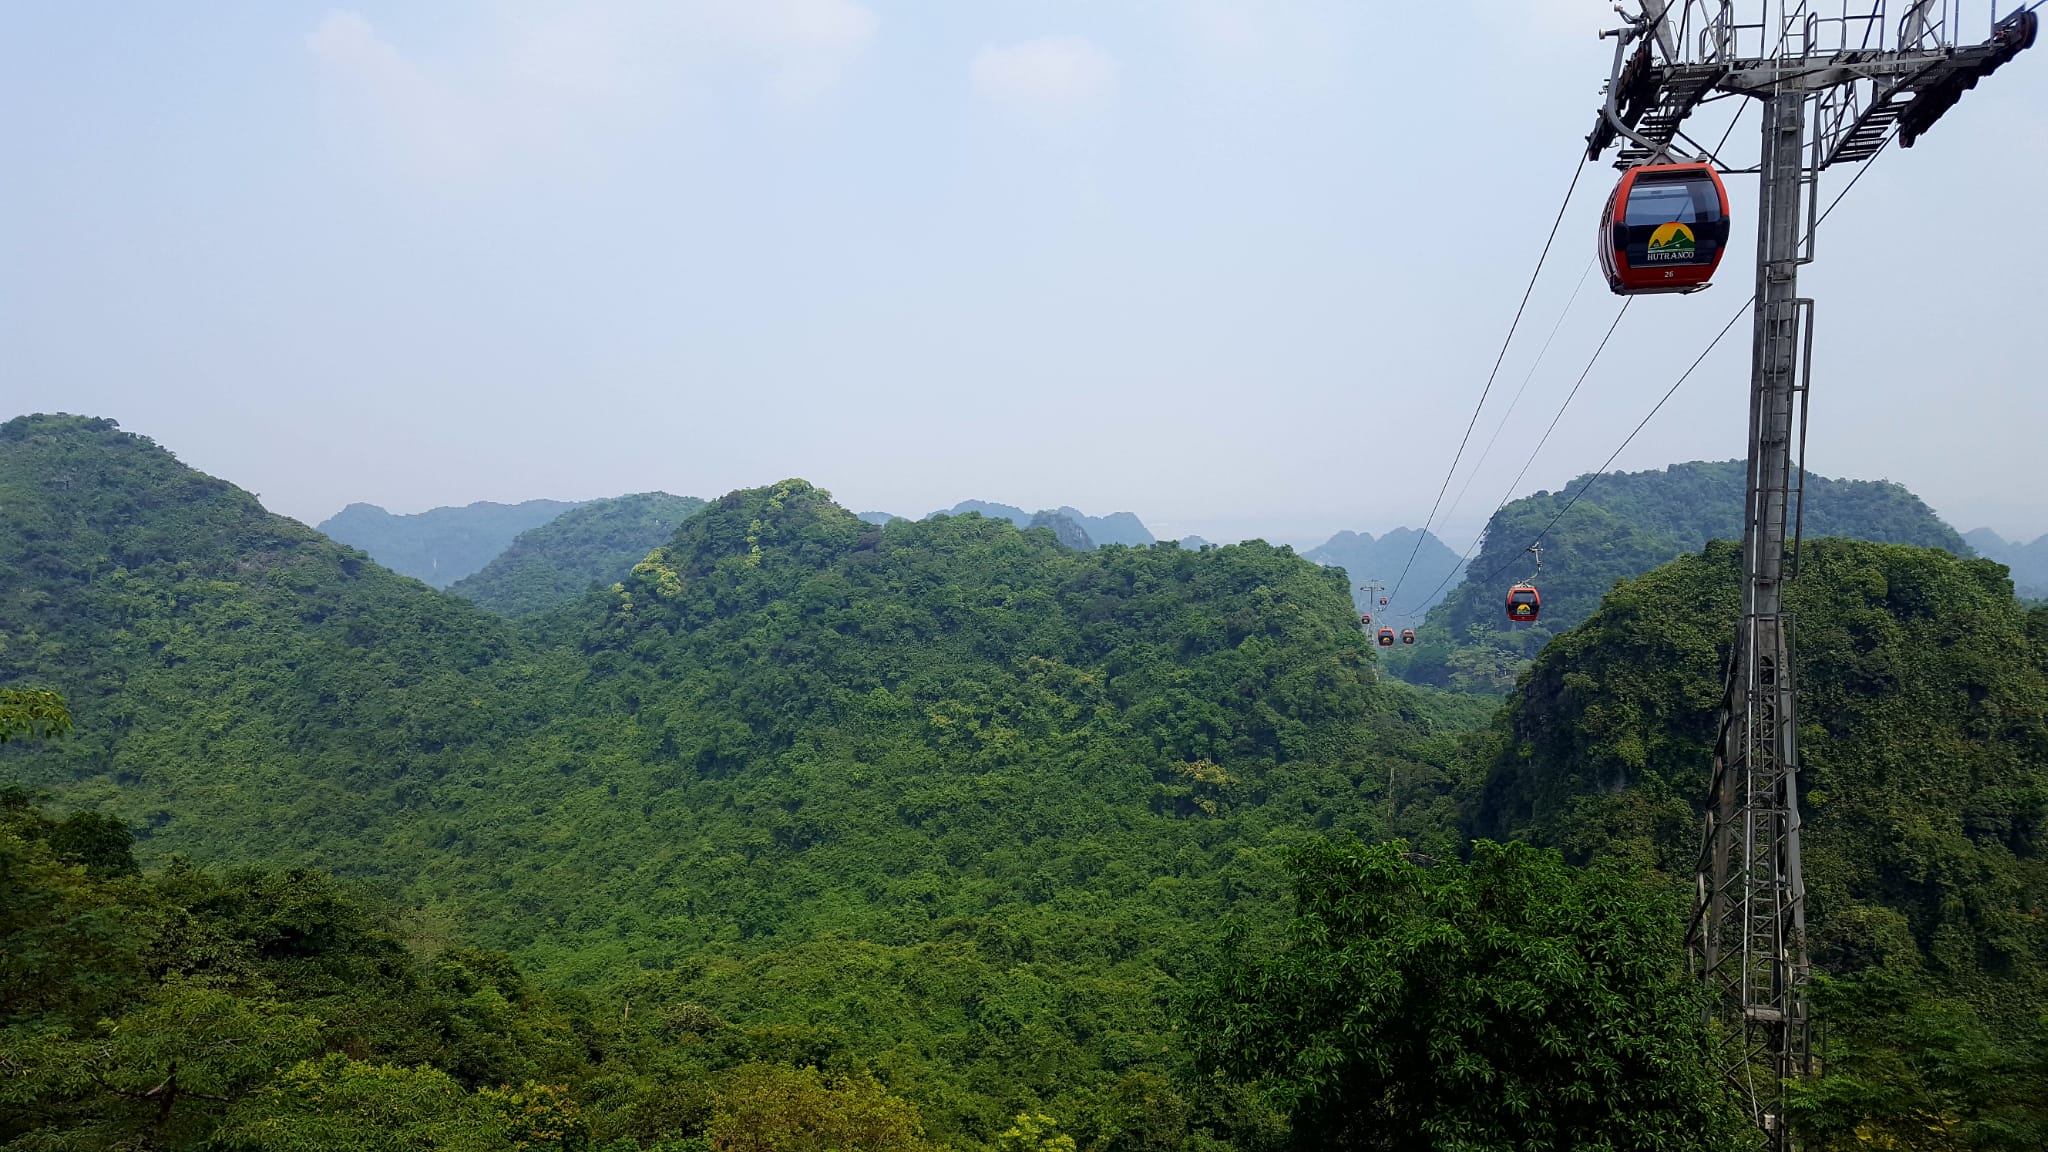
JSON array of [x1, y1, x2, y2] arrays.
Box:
[[1596, 18, 1685, 166]]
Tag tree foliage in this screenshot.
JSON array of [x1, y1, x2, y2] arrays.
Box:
[[1179, 840, 1745, 1151], [0, 687, 70, 744]]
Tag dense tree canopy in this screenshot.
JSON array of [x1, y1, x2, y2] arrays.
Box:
[[0, 417, 1474, 1147], [1180, 840, 1745, 1152], [0, 788, 954, 1151]]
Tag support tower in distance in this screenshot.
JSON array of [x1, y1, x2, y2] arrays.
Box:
[[1583, 2, 2036, 1145]]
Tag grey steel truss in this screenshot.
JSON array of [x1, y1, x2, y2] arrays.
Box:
[[1584, 3, 2037, 1147]]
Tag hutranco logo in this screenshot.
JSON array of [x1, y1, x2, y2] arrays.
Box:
[[1646, 221, 1698, 261]]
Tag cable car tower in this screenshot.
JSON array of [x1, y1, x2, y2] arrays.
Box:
[[1583, 2, 2036, 1144]]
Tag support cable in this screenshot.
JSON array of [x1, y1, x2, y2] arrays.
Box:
[[1386, 157, 1588, 605], [1443, 259, 1598, 534], [1467, 303, 1747, 588], [1414, 296, 1634, 610]]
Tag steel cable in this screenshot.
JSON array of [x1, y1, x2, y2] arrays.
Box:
[[1414, 296, 1634, 609], [1384, 156, 1589, 605]]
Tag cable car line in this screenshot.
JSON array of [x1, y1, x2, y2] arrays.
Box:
[[1443, 259, 1598, 532], [1470, 301, 1746, 588], [1386, 157, 1591, 607], [1690, 100, 1749, 171], [1452, 128, 1901, 601], [1413, 296, 1635, 612]]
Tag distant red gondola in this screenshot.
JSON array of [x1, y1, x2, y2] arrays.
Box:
[[1379, 596, 1389, 606], [1600, 162, 1730, 295], [1506, 584, 1541, 623], [1377, 627, 1396, 647], [1401, 628, 1416, 645], [1360, 612, 1373, 627]]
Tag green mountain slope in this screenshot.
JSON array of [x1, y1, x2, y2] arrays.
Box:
[[1469, 539, 2048, 1028], [467, 482, 1438, 970], [317, 497, 581, 587], [449, 491, 707, 617], [2, 416, 1470, 1144], [0, 414, 529, 858], [1390, 460, 1969, 691]]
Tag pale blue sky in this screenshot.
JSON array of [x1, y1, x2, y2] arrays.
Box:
[[6, 2, 2045, 549]]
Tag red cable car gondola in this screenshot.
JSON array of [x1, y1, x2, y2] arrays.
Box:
[[1506, 584, 1541, 623], [1379, 596, 1389, 607], [1377, 628, 1396, 648], [1360, 612, 1373, 627], [1400, 628, 1416, 645], [1600, 162, 1730, 295]]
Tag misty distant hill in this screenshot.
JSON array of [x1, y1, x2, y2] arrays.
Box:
[[316, 498, 582, 587], [933, 501, 1155, 548], [1027, 509, 1095, 550], [1303, 528, 1466, 624], [857, 511, 904, 526], [451, 492, 707, 617], [1965, 527, 2048, 598]]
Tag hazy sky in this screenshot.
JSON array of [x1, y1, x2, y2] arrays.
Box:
[[6, 2, 2045, 550]]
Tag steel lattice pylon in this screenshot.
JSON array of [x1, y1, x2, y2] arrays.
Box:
[[1584, 4, 2037, 1146], [1695, 88, 1815, 1142]]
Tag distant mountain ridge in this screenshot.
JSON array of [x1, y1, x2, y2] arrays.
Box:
[[1304, 528, 1465, 624], [317, 498, 581, 587], [450, 492, 707, 617], [1964, 527, 2048, 599], [933, 500, 1156, 548]]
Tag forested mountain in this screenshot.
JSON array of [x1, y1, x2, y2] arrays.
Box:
[[1390, 460, 1969, 691], [9, 415, 2037, 1148], [2, 415, 1478, 1148], [450, 491, 707, 617], [0, 414, 530, 857], [318, 496, 582, 587], [1466, 539, 2048, 1140], [935, 501, 1156, 548], [1302, 527, 1464, 624], [1965, 527, 2048, 598]]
